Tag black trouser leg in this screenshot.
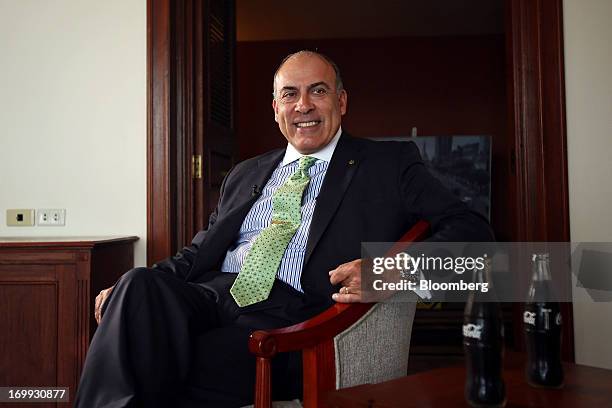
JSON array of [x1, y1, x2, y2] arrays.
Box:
[[175, 277, 306, 408], [180, 320, 302, 408], [75, 267, 219, 408]]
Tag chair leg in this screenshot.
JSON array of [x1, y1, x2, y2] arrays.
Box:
[[254, 356, 272, 408], [302, 339, 336, 408]]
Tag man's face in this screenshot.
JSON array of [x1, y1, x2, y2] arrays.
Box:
[[272, 54, 347, 154]]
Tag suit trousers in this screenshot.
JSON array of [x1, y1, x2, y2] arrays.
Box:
[[75, 267, 305, 408]]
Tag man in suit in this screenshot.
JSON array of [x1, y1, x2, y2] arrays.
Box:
[[75, 50, 493, 407]]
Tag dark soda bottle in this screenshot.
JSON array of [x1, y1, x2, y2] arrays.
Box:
[[463, 259, 506, 407], [524, 253, 564, 388]]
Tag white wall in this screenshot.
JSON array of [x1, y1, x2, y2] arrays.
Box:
[[564, 0, 612, 369], [0, 0, 147, 266]]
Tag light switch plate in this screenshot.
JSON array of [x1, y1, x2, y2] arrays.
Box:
[[7, 209, 35, 226]]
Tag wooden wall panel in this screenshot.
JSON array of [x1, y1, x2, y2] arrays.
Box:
[[236, 35, 508, 157], [237, 35, 512, 241], [0, 280, 58, 387]]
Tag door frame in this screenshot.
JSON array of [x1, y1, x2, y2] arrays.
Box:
[[505, 0, 572, 359], [147, 0, 173, 265]]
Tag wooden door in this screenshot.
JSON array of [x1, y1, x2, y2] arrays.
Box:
[[147, 0, 236, 265]]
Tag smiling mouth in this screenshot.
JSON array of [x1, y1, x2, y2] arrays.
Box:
[[294, 120, 321, 128]]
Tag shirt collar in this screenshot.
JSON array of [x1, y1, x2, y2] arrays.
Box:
[[281, 126, 342, 167]]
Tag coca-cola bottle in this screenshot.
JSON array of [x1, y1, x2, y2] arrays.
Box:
[[463, 259, 506, 407], [524, 253, 564, 388]]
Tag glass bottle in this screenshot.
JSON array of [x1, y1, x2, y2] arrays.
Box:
[[524, 253, 564, 388], [463, 259, 506, 407]]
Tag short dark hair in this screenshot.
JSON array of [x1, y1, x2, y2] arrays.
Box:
[[272, 50, 344, 99]]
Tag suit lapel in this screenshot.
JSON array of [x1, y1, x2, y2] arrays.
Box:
[[224, 149, 284, 220], [256, 149, 285, 187], [214, 149, 284, 238], [304, 134, 363, 266], [188, 149, 284, 277]]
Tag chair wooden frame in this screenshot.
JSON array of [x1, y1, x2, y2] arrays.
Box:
[[248, 220, 430, 408]]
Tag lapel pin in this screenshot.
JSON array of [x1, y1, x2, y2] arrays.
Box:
[[348, 159, 355, 165]]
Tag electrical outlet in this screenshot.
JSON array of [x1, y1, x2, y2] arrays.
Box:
[[38, 209, 66, 226], [7, 209, 35, 226]]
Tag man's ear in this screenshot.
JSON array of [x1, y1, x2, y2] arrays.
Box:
[[339, 90, 348, 116], [272, 98, 279, 123]]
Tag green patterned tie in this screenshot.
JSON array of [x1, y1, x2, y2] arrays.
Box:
[[230, 156, 317, 307]]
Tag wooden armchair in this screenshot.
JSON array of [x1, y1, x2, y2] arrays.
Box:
[[248, 221, 430, 408]]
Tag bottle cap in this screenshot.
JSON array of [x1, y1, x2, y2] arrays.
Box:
[[532, 253, 550, 262]]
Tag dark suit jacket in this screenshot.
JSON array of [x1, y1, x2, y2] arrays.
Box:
[[154, 133, 493, 319]]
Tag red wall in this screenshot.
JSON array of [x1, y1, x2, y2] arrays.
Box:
[[236, 35, 507, 160]]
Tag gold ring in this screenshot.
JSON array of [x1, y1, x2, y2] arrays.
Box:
[[343, 286, 349, 294]]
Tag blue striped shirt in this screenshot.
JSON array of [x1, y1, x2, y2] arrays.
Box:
[[220, 130, 341, 292]]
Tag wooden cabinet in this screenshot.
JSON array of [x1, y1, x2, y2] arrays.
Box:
[[0, 237, 138, 406]]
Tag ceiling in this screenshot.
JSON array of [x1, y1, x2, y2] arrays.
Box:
[[236, 0, 505, 42]]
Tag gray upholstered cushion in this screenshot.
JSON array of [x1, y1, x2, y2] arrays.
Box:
[[334, 292, 417, 389]]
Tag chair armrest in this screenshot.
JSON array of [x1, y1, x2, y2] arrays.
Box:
[[249, 302, 374, 358], [389, 219, 430, 248]]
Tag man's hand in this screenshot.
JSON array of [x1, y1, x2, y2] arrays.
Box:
[[94, 285, 115, 325], [329, 259, 362, 303]]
